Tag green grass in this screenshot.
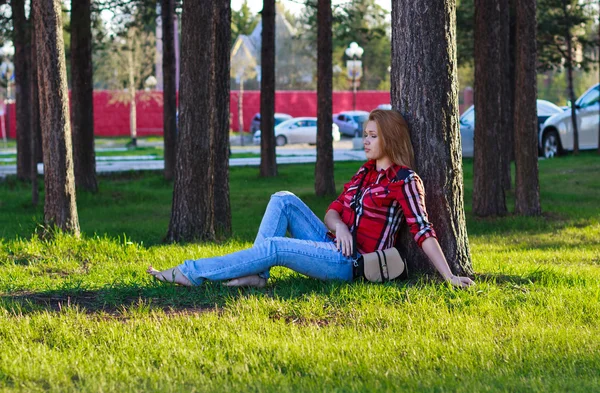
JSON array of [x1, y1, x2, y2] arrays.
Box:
[[0, 154, 599, 392]]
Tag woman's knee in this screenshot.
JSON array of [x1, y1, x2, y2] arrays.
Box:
[[270, 191, 300, 206]]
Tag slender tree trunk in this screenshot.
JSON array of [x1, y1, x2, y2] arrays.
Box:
[[565, 37, 579, 155], [473, 0, 508, 217], [11, 0, 31, 180], [161, 0, 177, 181], [315, 0, 335, 196], [71, 0, 97, 192], [166, 0, 215, 242], [128, 47, 137, 148], [391, 0, 472, 275], [30, 8, 39, 206], [238, 78, 244, 134], [514, 0, 541, 216], [211, 0, 232, 237], [260, 0, 277, 177], [33, 0, 80, 235]]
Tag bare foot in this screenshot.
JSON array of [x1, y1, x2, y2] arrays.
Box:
[[147, 266, 193, 286], [223, 274, 267, 288]]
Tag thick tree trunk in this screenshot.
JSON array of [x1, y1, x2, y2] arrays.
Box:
[[391, 0, 472, 275], [71, 0, 98, 193], [33, 0, 80, 235], [473, 0, 508, 217], [514, 0, 541, 216], [502, 0, 517, 191], [30, 7, 39, 206], [211, 0, 232, 237], [166, 1, 215, 242], [315, 0, 335, 197], [161, 0, 177, 181], [11, 0, 31, 180], [260, 0, 277, 177]]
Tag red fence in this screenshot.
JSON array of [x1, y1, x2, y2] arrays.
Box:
[[4, 90, 470, 138]]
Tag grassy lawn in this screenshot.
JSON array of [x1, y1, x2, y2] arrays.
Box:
[[0, 154, 599, 392]]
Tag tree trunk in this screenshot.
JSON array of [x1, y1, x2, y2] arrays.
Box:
[[514, 0, 541, 216], [260, 0, 277, 177], [161, 0, 177, 181], [30, 7, 39, 206], [11, 0, 31, 181], [33, 0, 80, 235], [71, 0, 98, 193], [315, 0, 336, 197], [391, 0, 472, 275], [473, 0, 508, 217], [211, 0, 232, 237], [166, 0, 215, 242], [128, 48, 137, 148], [502, 0, 517, 191]]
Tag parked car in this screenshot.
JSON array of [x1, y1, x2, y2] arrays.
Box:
[[377, 104, 392, 110], [459, 99, 564, 158], [540, 83, 599, 158], [249, 113, 293, 133], [253, 117, 341, 146], [333, 110, 370, 137]]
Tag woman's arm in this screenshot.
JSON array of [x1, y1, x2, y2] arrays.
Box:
[[324, 210, 354, 257], [421, 237, 474, 287]]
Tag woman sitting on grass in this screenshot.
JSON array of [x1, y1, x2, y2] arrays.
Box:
[[148, 109, 474, 288]]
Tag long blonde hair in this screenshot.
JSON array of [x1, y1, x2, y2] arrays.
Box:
[[366, 109, 415, 168]]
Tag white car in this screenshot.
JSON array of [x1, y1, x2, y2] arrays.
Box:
[[540, 83, 599, 158], [253, 117, 341, 146], [459, 99, 564, 158]]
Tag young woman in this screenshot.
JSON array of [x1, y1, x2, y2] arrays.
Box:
[[148, 109, 474, 288]]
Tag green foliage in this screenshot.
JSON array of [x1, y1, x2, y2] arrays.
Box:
[[296, 0, 392, 90], [0, 155, 599, 391], [537, 0, 598, 72], [231, 0, 259, 48]]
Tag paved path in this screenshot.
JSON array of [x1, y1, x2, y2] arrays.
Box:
[[0, 142, 366, 178]]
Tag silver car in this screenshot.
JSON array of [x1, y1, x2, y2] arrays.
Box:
[[540, 83, 599, 158], [253, 117, 341, 146], [333, 110, 370, 137], [459, 100, 564, 158]]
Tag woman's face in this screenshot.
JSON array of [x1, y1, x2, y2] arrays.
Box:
[[363, 120, 385, 161]]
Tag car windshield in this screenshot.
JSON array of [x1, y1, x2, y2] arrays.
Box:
[[537, 101, 562, 116], [276, 118, 299, 129], [460, 107, 475, 125], [352, 115, 368, 124], [274, 117, 288, 125]]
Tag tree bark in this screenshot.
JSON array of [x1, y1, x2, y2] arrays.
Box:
[[166, 0, 215, 242], [33, 0, 80, 235], [11, 0, 31, 180], [315, 0, 336, 197], [211, 0, 232, 237], [514, 0, 541, 216], [260, 0, 277, 177], [473, 0, 508, 217], [71, 0, 98, 193], [30, 6, 39, 206], [391, 0, 472, 275], [161, 0, 177, 181]]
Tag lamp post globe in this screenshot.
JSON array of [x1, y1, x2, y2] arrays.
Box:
[[345, 42, 363, 111]]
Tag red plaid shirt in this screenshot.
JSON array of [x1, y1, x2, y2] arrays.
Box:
[[327, 160, 437, 254]]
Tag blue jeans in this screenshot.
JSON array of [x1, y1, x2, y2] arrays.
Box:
[[178, 191, 354, 286]]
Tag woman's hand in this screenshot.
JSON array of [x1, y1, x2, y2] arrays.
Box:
[[446, 275, 475, 288], [335, 223, 354, 257]]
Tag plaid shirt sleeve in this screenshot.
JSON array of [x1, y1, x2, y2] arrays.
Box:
[[397, 173, 437, 247]]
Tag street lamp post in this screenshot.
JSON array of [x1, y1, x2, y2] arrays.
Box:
[[345, 42, 364, 112]]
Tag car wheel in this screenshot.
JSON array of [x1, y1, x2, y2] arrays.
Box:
[[542, 129, 560, 159], [276, 135, 287, 146]]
